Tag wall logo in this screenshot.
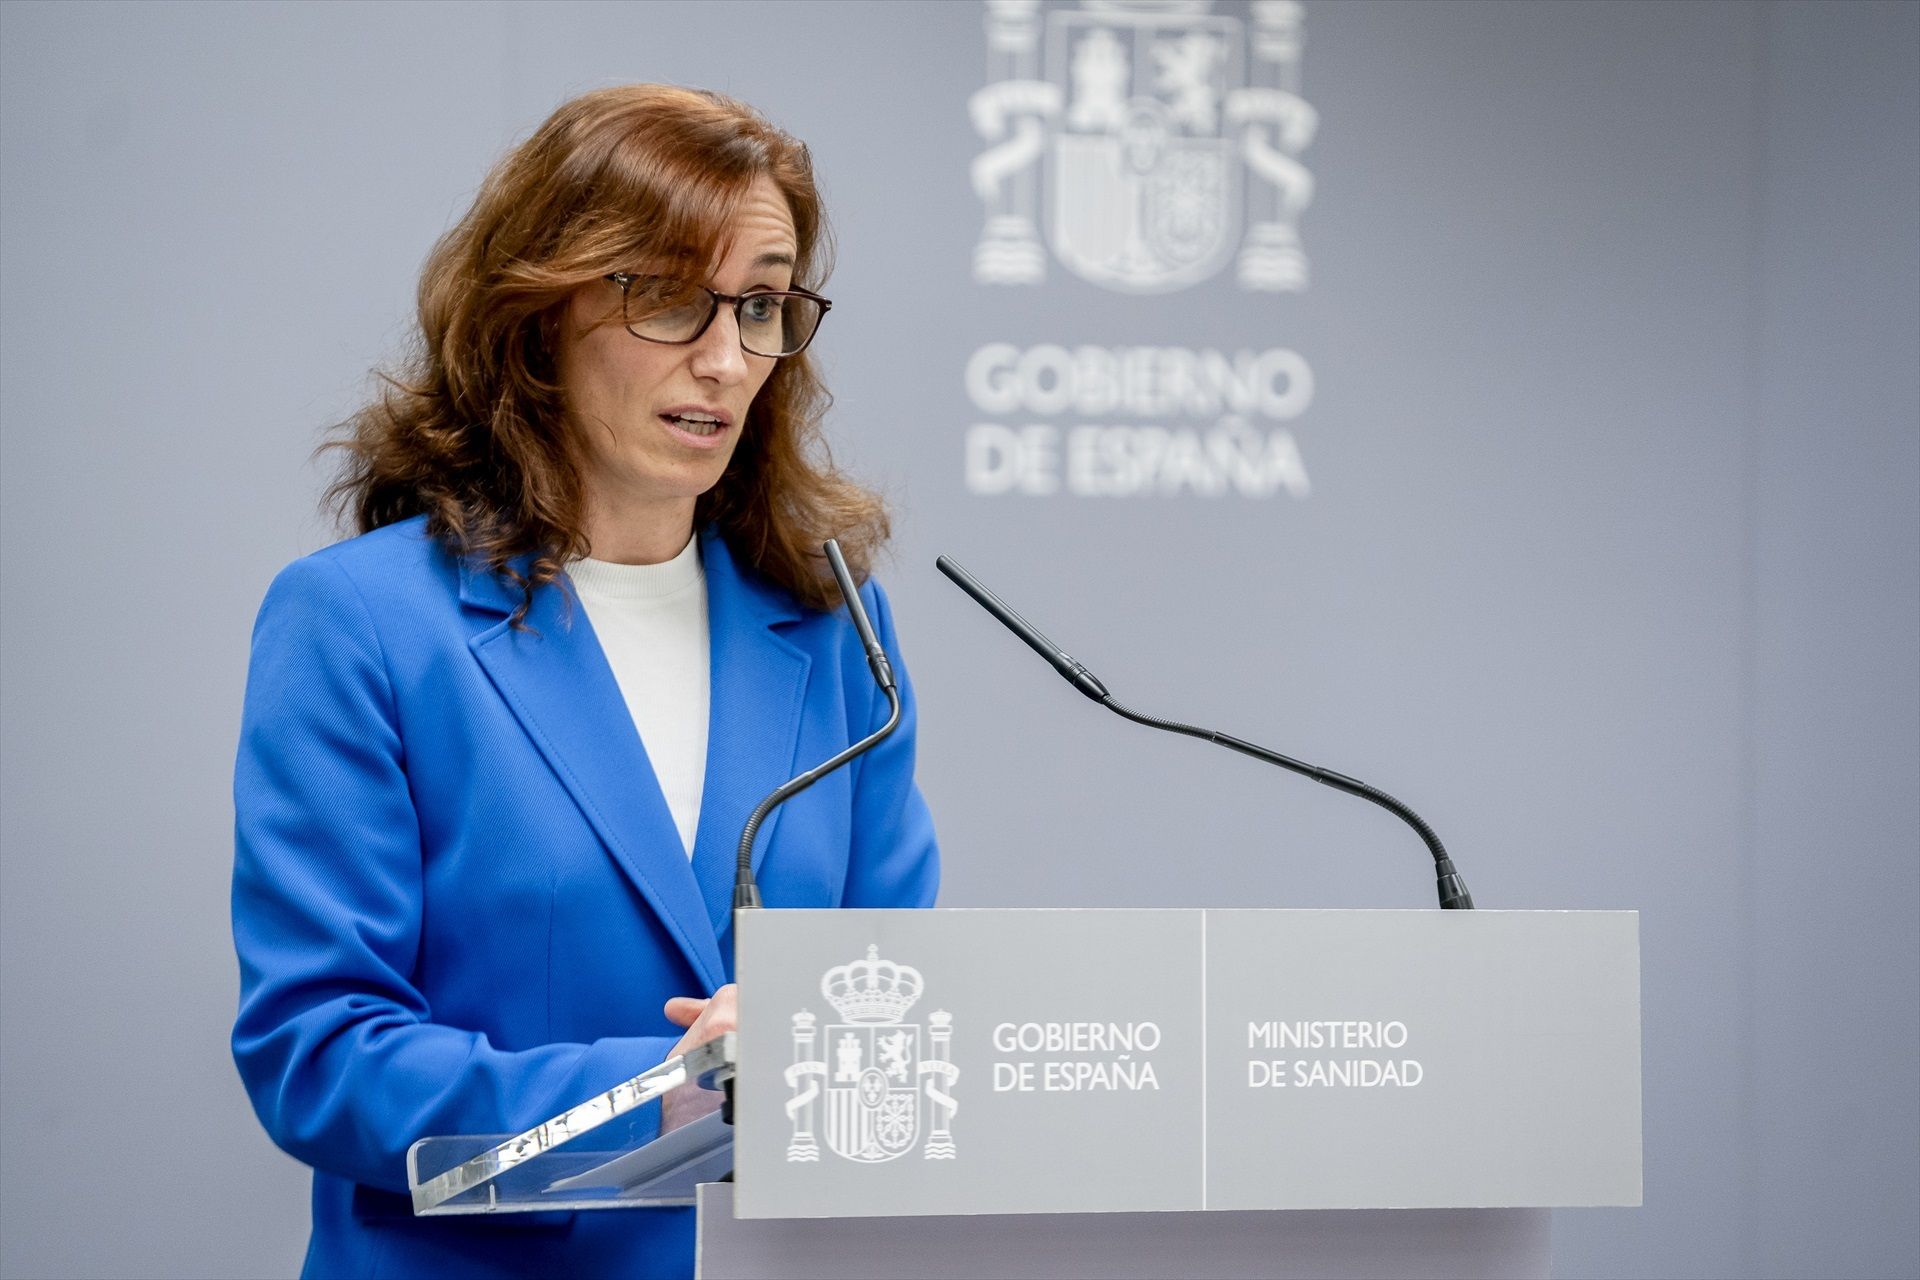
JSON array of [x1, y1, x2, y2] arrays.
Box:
[[784, 946, 959, 1164], [963, 1, 1319, 500], [971, 0, 1316, 294]]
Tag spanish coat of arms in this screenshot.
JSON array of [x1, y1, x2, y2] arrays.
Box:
[[971, 0, 1317, 294], [784, 945, 959, 1164]]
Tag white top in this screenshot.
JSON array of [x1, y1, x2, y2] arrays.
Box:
[[568, 535, 710, 858]]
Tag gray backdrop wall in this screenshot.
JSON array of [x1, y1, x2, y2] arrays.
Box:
[[1, 2, 1914, 1277]]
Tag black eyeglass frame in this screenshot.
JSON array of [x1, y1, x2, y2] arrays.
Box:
[[605, 273, 833, 358]]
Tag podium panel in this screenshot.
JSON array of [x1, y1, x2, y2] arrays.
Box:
[[734, 908, 1641, 1220], [695, 1182, 1552, 1280]]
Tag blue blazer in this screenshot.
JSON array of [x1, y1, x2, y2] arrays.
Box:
[[231, 516, 938, 1279]]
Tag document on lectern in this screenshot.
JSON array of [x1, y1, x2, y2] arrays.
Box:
[[408, 1035, 737, 1215]]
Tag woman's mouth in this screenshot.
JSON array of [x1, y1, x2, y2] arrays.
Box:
[[658, 407, 733, 445], [663, 413, 723, 436]]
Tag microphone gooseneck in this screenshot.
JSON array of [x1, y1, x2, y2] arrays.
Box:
[[733, 541, 902, 912], [935, 555, 1474, 910]]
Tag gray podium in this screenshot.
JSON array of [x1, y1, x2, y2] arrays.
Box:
[[409, 909, 1641, 1279]]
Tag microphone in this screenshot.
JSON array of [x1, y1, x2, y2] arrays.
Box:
[[825, 538, 896, 695], [937, 550, 1108, 702], [732, 540, 902, 912], [935, 555, 1474, 910]]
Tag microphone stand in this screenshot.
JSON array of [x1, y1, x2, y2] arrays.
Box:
[[732, 540, 901, 911], [719, 540, 901, 1133]]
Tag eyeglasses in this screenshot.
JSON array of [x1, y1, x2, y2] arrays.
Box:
[[605, 273, 831, 358]]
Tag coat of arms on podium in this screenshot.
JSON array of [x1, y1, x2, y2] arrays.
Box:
[[784, 945, 959, 1164]]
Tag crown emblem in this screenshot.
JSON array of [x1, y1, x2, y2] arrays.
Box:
[[821, 944, 924, 1024]]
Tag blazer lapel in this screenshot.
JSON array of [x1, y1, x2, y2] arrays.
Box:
[[461, 557, 727, 993], [687, 529, 811, 957]]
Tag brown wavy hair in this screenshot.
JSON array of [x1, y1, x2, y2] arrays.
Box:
[[325, 84, 887, 623]]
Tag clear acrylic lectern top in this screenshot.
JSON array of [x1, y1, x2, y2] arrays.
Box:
[[407, 1033, 736, 1216]]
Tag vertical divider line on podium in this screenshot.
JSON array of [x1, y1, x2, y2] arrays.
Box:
[[1201, 910, 1209, 1211]]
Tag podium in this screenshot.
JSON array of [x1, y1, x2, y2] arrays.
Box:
[[409, 909, 1640, 1279]]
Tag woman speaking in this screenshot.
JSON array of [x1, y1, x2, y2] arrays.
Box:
[[230, 85, 939, 1278]]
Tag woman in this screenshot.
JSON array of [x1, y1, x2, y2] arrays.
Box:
[[231, 85, 938, 1279]]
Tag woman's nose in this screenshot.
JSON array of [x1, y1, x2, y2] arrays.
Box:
[[687, 305, 751, 384]]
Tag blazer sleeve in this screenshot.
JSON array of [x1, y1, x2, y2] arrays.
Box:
[[839, 578, 940, 909], [230, 555, 678, 1194]]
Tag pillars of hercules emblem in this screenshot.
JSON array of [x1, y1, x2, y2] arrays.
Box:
[[1231, 0, 1317, 291], [785, 1010, 822, 1162], [922, 1010, 958, 1159], [971, 0, 1059, 284]]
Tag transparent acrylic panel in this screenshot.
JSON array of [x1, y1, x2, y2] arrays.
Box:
[[407, 1033, 735, 1216]]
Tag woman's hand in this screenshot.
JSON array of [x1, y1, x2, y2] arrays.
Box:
[[664, 983, 737, 1057], [659, 984, 737, 1133]]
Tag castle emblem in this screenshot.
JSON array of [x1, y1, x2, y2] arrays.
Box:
[[970, 0, 1317, 294], [785, 945, 959, 1164]]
